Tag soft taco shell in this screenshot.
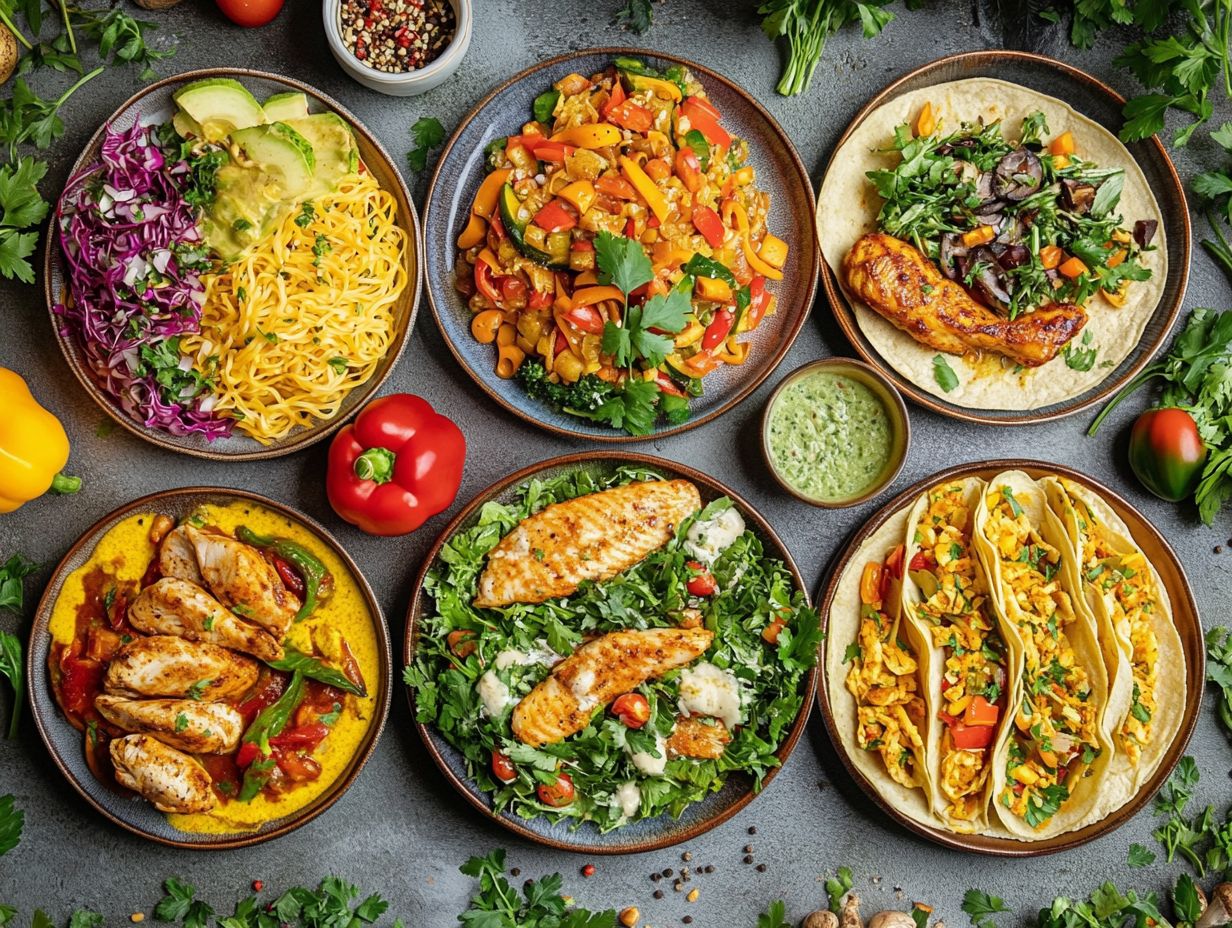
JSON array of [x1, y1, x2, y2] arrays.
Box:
[[1041, 476, 1185, 793], [973, 471, 1118, 839], [826, 504, 938, 829], [900, 476, 1008, 834], [817, 78, 1167, 410]]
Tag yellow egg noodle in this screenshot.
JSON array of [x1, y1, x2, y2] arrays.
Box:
[[184, 172, 407, 443]]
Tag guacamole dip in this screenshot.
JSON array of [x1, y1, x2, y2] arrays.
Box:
[[766, 370, 893, 501]]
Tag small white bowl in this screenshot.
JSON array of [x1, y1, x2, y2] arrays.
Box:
[[323, 0, 472, 96]]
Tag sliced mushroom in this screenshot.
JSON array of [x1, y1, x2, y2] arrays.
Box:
[[1134, 218, 1158, 248], [939, 233, 970, 280], [1061, 179, 1097, 214], [973, 172, 1003, 214], [968, 246, 1012, 309], [993, 148, 1043, 201], [997, 243, 1031, 269], [995, 214, 1025, 244]]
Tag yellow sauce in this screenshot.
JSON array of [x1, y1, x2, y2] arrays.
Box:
[[48, 501, 379, 835]]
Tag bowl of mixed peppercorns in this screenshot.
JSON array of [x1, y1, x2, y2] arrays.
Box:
[[324, 0, 471, 95]]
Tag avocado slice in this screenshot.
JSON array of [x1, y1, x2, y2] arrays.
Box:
[[231, 122, 316, 194], [172, 109, 205, 141], [262, 92, 310, 122], [173, 78, 266, 143], [283, 112, 359, 195], [499, 183, 568, 269]]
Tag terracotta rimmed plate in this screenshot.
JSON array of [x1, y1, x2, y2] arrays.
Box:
[[27, 487, 393, 849], [44, 68, 424, 461], [422, 49, 819, 442], [816, 460, 1204, 856], [817, 50, 1190, 425], [403, 451, 819, 852]]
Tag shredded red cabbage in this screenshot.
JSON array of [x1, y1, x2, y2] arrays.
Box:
[[53, 119, 231, 440]]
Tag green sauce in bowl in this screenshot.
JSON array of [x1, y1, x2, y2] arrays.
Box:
[[765, 367, 900, 504]]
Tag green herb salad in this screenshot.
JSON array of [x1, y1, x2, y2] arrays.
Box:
[[404, 466, 819, 831]]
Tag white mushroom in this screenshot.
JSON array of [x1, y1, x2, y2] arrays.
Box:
[[1196, 884, 1232, 928], [868, 913, 920, 928], [802, 911, 840, 928]]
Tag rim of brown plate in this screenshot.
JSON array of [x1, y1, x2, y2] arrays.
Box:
[[43, 67, 424, 461], [422, 48, 820, 443], [817, 49, 1191, 426], [815, 459, 1205, 856], [402, 451, 820, 853], [759, 357, 911, 510], [27, 486, 394, 850]]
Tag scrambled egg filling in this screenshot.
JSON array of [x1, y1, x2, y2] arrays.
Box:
[[985, 488, 1099, 829], [910, 483, 1005, 822], [846, 549, 926, 790], [1071, 492, 1159, 765]]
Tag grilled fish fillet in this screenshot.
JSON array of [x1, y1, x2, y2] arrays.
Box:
[[843, 233, 1087, 368], [105, 635, 259, 701], [474, 480, 702, 608], [512, 627, 713, 746], [94, 694, 243, 753], [110, 734, 217, 814], [128, 578, 284, 663], [159, 525, 203, 585], [185, 526, 299, 639], [666, 715, 731, 760]]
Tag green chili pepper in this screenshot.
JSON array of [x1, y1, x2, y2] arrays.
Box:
[[238, 670, 304, 802], [269, 644, 365, 697], [236, 526, 333, 621]]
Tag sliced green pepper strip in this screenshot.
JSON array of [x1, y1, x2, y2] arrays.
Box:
[[268, 645, 365, 697], [236, 526, 333, 622], [238, 670, 304, 803]]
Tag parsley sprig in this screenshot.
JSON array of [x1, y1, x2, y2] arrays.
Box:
[[458, 849, 615, 928], [406, 115, 445, 173], [0, 793, 22, 857], [1208, 626, 1232, 734]]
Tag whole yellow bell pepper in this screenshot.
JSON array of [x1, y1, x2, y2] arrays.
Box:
[[0, 368, 81, 514]]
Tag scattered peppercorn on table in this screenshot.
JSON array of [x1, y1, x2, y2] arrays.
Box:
[[1, 1, 1230, 925]]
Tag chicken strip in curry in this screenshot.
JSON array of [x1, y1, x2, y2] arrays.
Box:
[[474, 480, 702, 608], [512, 627, 714, 747], [110, 734, 217, 814], [104, 635, 259, 702], [128, 577, 284, 663], [95, 694, 244, 753], [185, 526, 299, 639], [843, 233, 1087, 368]]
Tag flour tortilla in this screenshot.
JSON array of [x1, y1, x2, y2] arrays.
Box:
[[973, 471, 1128, 838], [817, 78, 1168, 410], [1041, 476, 1186, 793], [826, 505, 940, 830]]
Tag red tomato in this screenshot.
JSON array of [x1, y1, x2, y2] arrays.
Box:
[[491, 750, 517, 784], [537, 772, 575, 807], [611, 693, 650, 729], [701, 309, 734, 352], [909, 550, 936, 571], [273, 747, 323, 783], [565, 306, 606, 335], [607, 100, 654, 133], [761, 618, 785, 645], [270, 723, 330, 751], [601, 80, 627, 119], [674, 148, 703, 193], [1128, 407, 1208, 502], [500, 276, 528, 306], [270, 553, 305, 599], [533, 199, 577, 233], [691, 206, 726, 248], [942, 713, 995, 750], [60, 654, 104, 716], [529, 289, 554, 310], [681, 97, 730, 150], [447, 629, 478, 659], [962, 695, 1000, 728], [685, 561, 717, 596], [235, 742, 262, 768], [215, 0, 284, 27], [858, 562, 883, 606]]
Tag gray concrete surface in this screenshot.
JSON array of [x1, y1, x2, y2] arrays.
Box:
[[2, 1, 1231, 924]]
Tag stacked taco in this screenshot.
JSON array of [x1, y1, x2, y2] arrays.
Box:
[[826, 470, 1185, 840]]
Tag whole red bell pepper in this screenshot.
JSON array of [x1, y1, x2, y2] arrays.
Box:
[[326, 394, 466, 536]]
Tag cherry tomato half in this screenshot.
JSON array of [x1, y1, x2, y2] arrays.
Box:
[[491, 750, 517, 784], [447, 629, 477, 659], [215, 0, 285, 27], [1128, 407, 1208, 502], [537, 772, 575, 807], [611, 693, 650, 729], [685, 561, 717, 596]]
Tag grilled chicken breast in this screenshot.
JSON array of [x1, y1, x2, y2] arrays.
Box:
[[128, 577, 284, 662], [844, 233, 1087, 368], [185, 526, 298, 638], [110, 734, 217, 814], [159, 525, 203, 585], [666, 715, 731, 760], [512, 627, 713, 746], [104, 635, 259, 701], [95, 694, 243, 754], [475, 480, 702, 608]]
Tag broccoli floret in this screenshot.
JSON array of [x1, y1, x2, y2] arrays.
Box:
[[518, 361, 615, 412], [564, 374, 616, 412]]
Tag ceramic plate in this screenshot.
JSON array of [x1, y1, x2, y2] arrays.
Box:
[[816, 460, 1204, 855], [27, 487, 393, 849], [44, 68, 423, 460], [818, 51, 1190, 425], [404, 452, 818, 852], [422, 48, 819, 441]]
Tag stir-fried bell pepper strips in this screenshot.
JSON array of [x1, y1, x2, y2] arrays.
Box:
[[268, 644, 366, 697], [235, 526, 333, 622], [1128, 407, 1208, 502], [0, 368, 82, 513], [237, 670, 304, 802], [326, 394, 466, 537]]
